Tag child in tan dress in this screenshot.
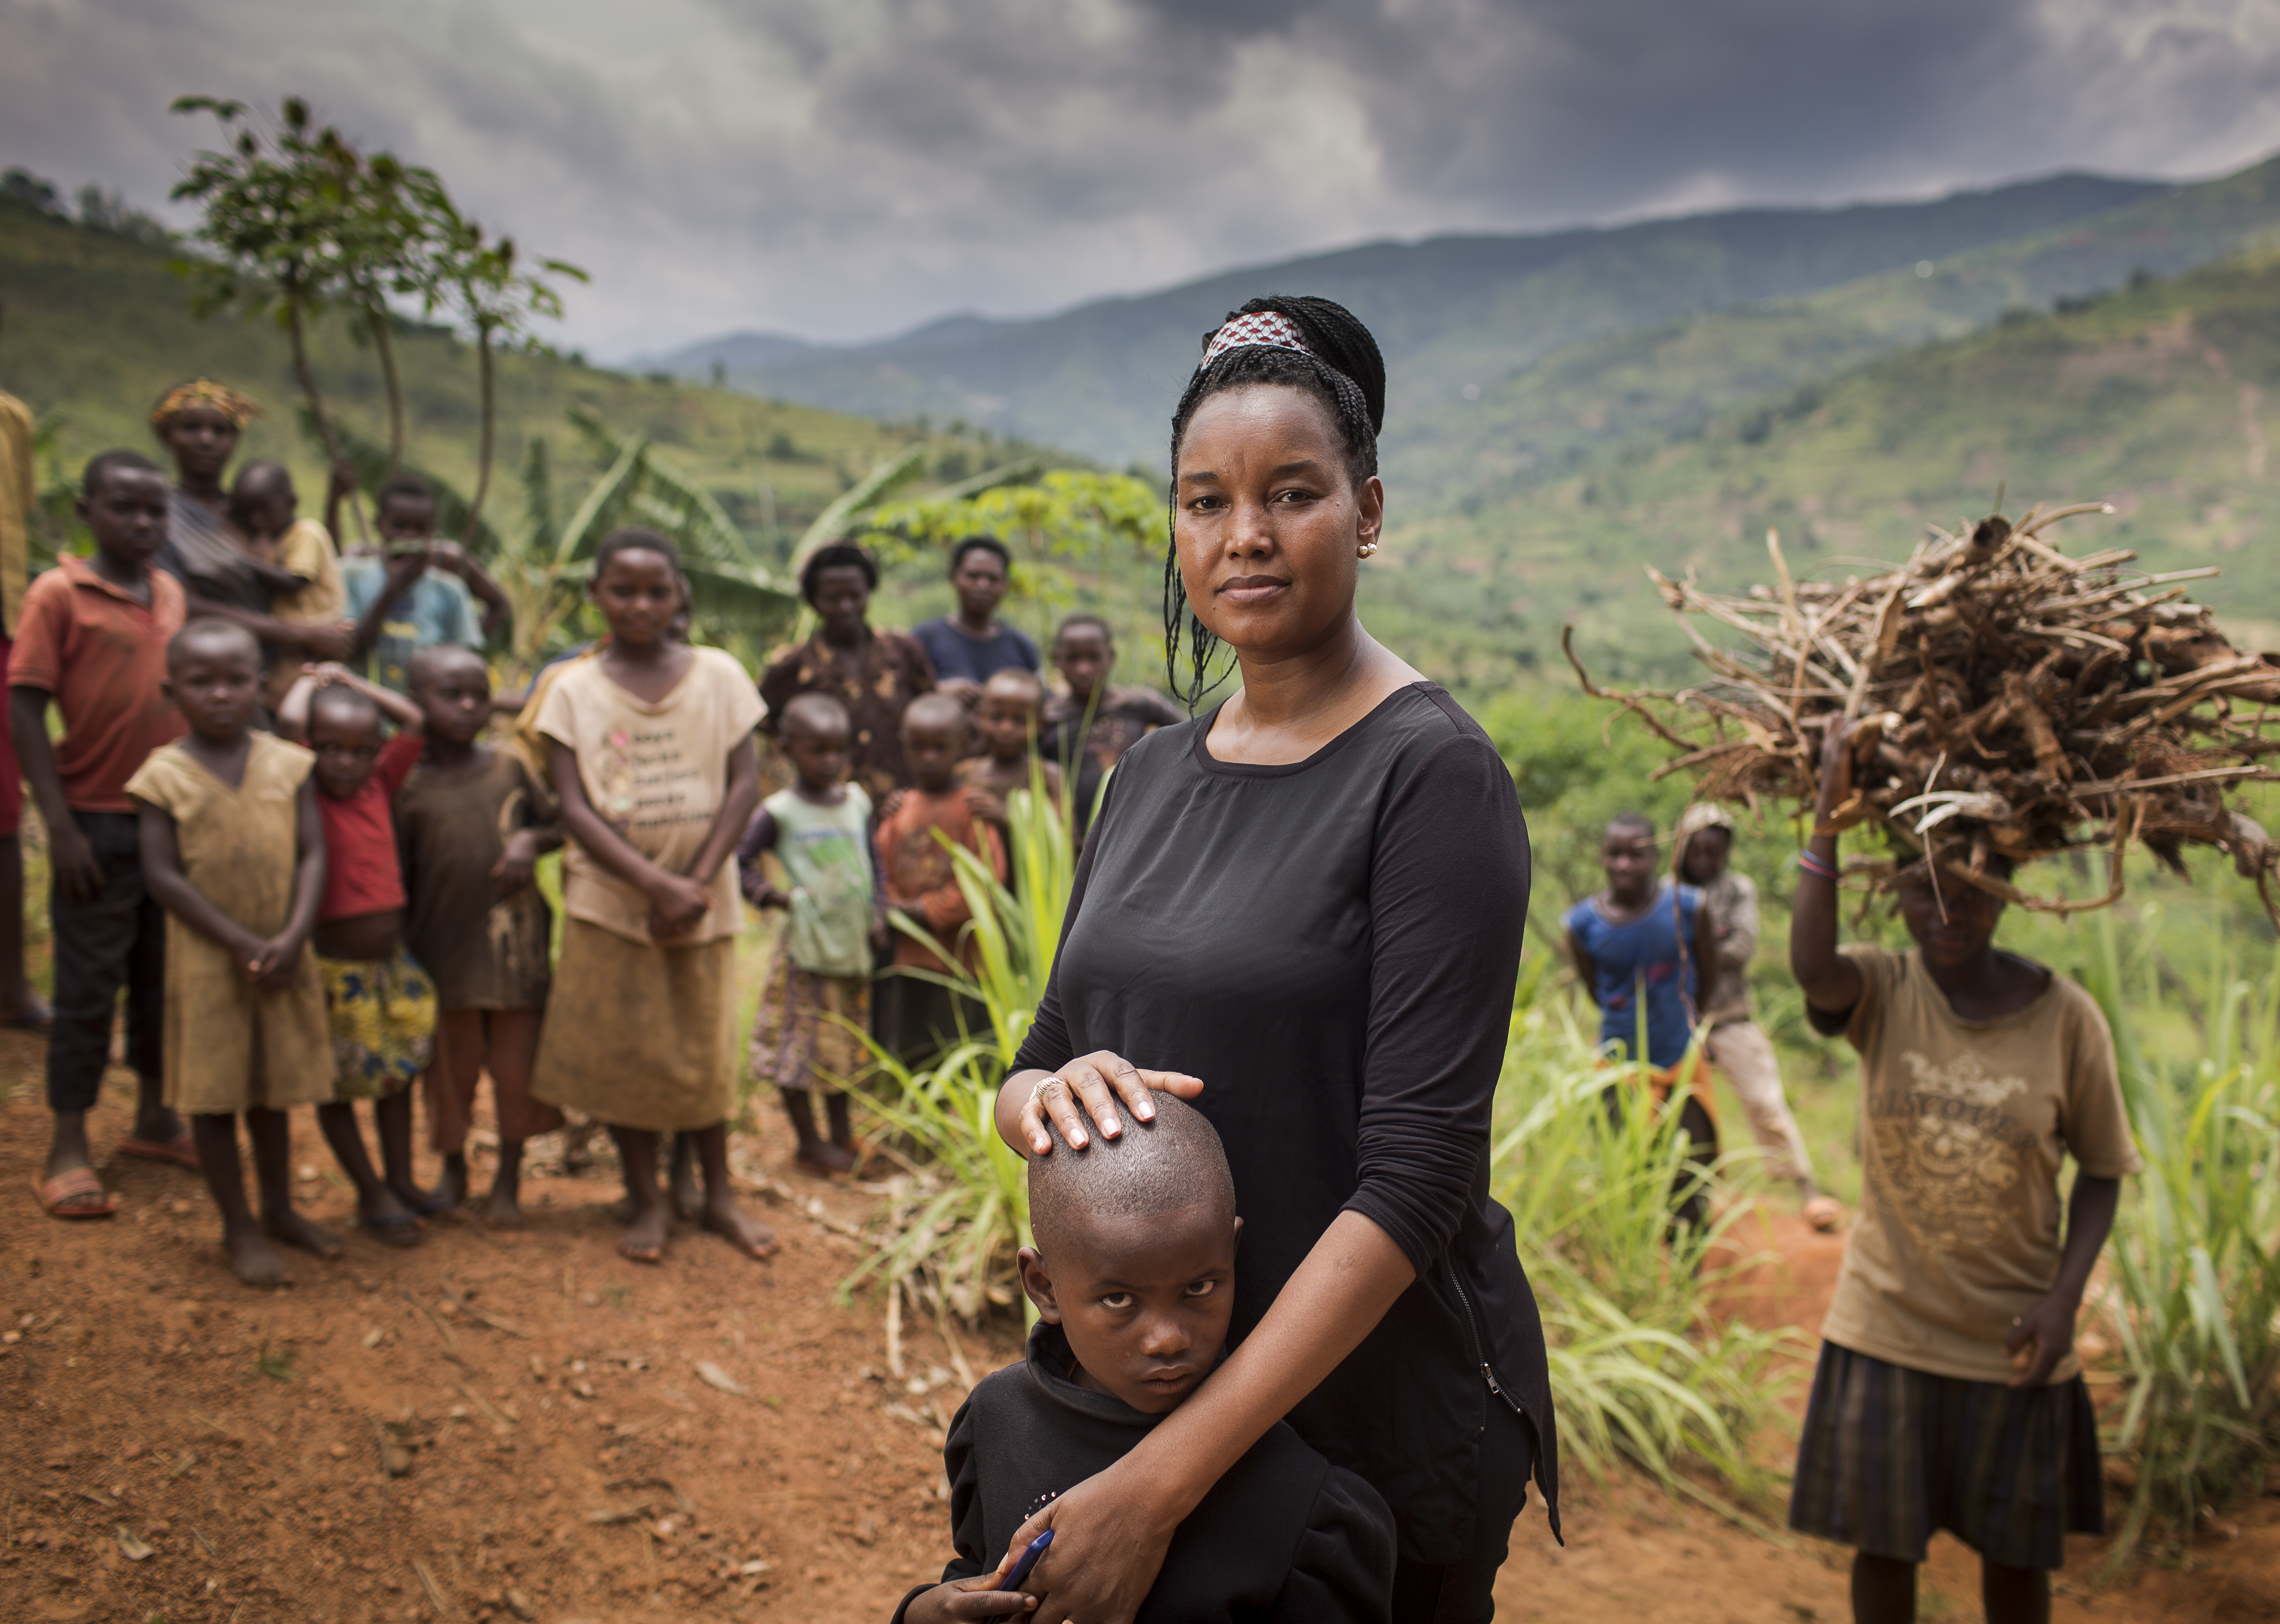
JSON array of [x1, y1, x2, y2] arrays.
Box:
[[531, 528, 774, 1264], [129, 620, 333, 1285]]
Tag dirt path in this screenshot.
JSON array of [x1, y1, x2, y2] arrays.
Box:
[[3, 1043, 2274, 1623]]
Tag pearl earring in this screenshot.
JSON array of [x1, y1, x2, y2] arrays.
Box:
[[1358, 540, 1380, 558]]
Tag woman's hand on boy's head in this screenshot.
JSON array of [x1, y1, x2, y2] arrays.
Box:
[[1013, 1051, 1204, 1157]]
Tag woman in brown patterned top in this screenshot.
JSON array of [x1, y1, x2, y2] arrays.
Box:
[[758, 543, 935, 801]]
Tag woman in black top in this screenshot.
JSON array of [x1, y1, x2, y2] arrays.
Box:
[[997, 298, 1556, 1624]]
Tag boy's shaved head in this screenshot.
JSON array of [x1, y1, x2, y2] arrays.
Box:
[[167, 617, 260, 673], [233, 459, 295, 498], [780, 691, 850, 739], [407, 642, 486, 695], [309, 683, 382, 735], [983, 668, 1043, 703], [1028, 1092, 1235, 1262], [902, 692, 966, 735]]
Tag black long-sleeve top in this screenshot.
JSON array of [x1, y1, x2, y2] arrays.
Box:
[[1011, 683, 1559, 1562], [891, 1324, 1396, 1624]]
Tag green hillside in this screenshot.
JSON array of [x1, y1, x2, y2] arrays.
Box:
[[1367, 247, 2280, 694], [1387, 154, 2280, 519], [0, 195, 1030, 565], [676, 171, 2165, 464]]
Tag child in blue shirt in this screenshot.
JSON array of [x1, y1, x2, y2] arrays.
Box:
[[1563, 811, 1720, 1229]]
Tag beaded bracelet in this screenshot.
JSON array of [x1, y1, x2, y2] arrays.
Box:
[[1798, 849, 1840, 882]]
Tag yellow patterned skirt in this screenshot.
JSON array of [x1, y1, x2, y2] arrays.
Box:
[[319, 946, 439, 1101]]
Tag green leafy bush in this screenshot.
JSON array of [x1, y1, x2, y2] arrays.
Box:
[[2080, 910, 2280, 1568]]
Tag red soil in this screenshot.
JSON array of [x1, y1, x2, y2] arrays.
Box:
[[3, 1043, 2273, 1623]]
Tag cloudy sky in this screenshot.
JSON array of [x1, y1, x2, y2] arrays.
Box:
[[5, 0, 2279, 357]]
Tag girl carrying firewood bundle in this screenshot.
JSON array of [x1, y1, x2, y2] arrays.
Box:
[[1788, 717, 2140, 1624]]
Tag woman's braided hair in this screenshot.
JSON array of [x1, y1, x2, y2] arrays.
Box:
[[1162, 295, 1386, 709]]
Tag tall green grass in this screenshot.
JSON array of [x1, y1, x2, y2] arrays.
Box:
[[847, 771, 1794, 1520], [844, 764, 1072, 1324], [1492, 956, 1794, 1516], [2078, 908, 2280, 1567]]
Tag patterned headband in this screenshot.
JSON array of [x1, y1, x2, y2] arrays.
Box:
[[150, 379, 262, 431], [1202, 311, 1314, 367]]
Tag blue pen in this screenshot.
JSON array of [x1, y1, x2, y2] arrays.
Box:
[[990, 1529, 1053, 1618]]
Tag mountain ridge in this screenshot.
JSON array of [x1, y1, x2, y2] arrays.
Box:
[[649, 170, 2172, 460]]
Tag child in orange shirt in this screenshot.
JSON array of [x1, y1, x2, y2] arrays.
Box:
[[875, 693, 1005, 1061]]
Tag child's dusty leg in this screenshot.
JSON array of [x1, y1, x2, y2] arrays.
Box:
[[43, 1109, 94, 1186], [667, 1131, 702, 1222], [1849, 1553, 1914, 1624], [422, 1011, 481, 1213], [1980, 1562, 2049, 1624], [373, 1087, 440, 1214], [490, 1138, 527, 1226], [248, 1107, 342, 1260], [694, 1121, 776, 1259], [784, 1087, 855, 1174], [315, 1101, 415, 1236], [825, 1089, 855, 1151], [484, 1010, 551, 1226], [124, 901, 176, 1145], [610, 1126, 669, 1262], [131, 1068, 184, 1149], [194, 1114, 287, 1285]]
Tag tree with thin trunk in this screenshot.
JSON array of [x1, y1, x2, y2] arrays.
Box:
[[169, 96, 369, 530], [424, 200, 585, 543]]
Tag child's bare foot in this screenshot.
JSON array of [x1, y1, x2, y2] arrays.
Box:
[[701, 1190, 778, 1259], [263, 1209, 343, 1260], [793, 1140, 858, 1177], [485, 1186, 525, 1228], [618, 1201, 670, 1264], [223, 1219, 291, 1286], [358, 1184, 422, 1249]]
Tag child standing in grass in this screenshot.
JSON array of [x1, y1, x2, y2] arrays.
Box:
[[1788, 720, 2138, 1624], [277, 663, 437, 1245], [1564, 811, 1721, 1229], [129, 620, 334, 1285], [17, 452, 191, 1220], [531, 528, 773, 1264], [958, 667, 1063, 810], [874, 692, 1006, 1062], [1039, 614, 1182, 837], [741, 692, 886, 1176], [397, 643, 563, 1224]]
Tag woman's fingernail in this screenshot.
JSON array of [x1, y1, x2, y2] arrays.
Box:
[[1136, 1100, 1155, 1119], [1070, 1131, 1087, 1147], [1033, 1135, 1049, 1154]]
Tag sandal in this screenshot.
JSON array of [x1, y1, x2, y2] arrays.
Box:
[[118, 1129, 200, 1172], [1802, 1195, 1845, 1234], [33, 1167, 120, 1220]]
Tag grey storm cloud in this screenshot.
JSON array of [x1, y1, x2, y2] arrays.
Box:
[[2, 0, 2276, 355]]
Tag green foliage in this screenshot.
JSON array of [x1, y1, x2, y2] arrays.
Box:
[[867, 468, 1167, 650], [1492, 970, 1793, 1513], [844, 762, 1074, 1325], [2078, 909, 2280, 1569]]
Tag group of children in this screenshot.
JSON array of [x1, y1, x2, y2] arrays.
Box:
[[29, 434, 1179, 1279]]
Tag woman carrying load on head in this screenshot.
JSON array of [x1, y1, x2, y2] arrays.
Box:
[[992, 297, 1558, 1624], [1787, 717, 2137, 1624], [148, 380, 352, 675]]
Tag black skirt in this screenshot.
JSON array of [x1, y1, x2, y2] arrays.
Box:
[[1788, 1342, 2104, 1569]]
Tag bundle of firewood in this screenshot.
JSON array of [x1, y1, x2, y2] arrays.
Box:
[[1566, 502, 2280, 918]]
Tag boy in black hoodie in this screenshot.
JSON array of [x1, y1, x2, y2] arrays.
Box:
[[894, 1095, 1395, 1623]]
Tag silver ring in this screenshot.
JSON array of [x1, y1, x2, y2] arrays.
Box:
[[1028, 1075, 1065, 1112]]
